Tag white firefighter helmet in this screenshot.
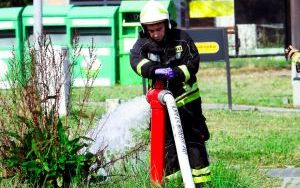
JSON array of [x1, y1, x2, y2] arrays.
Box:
[[140, 0, 171, 28]]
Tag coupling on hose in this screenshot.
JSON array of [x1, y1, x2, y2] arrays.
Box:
[[158, 90, 173, 105]]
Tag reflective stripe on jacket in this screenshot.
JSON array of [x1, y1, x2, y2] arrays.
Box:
[[292, 52, 300, 65], [130, 27, 201, 105], [175, 83, 200, 108]]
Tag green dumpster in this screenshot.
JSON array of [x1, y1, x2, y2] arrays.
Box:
[[22, 5, 72, 48], [118, 0, 176, 85], [22, 5, 73, 115], [0, 7, 23, 89], [67, 6, 119, 87]]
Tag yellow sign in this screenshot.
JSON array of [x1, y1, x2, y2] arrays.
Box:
[[189, 0, 234, 18], [195, 42, 220, 54]]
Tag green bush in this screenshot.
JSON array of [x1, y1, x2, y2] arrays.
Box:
[[0, 35, 99, 187], [2, 117, 94, 187]]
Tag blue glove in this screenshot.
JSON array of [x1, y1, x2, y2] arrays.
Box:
[[154, 67, 176, 80]]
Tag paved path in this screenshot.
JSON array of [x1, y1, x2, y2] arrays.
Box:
[[202, 103, 300, 113], [267, 167, 300, 188]]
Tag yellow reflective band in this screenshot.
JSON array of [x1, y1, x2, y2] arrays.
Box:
[[176, 90, 200, 108], [137, 59, 150, 76], [183, 84, 192, 92], [292, 52, 300, 64], [192, 167, 210, 176], [178, 65, 190, 82], [193, 175, 212, 184], [176, 83, 198, 102]]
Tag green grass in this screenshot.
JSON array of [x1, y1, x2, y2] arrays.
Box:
[[202, 56, 289, 70], [206, 110, 300, 167], [210, 161, 258, 188], [86, 57, 298, 187], [71, 85, 143, 103], [2, 56, 299, 187], [206, 109, 299, 188], [96, 57, 298, 188], [72, 57, 292, 108], [98, 159, 152, 188], [93, 109, 299, 188], [199, 57, 292, 107]]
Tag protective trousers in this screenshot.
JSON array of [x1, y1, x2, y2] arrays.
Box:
[[164, 97, 211, 186]]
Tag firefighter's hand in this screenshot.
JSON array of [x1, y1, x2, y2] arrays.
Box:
[[154, 67, 176, 80], [285, 45, 299, 59]]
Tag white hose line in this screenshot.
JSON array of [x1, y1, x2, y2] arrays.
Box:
[[159, 90, 195, 188]]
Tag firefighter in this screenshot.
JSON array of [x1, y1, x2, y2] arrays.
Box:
[[130, 0, 212, 187]]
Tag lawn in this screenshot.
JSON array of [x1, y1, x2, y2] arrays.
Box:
[[199, 57, 292, 107], [89, 57, 299, 188], [1, 56, 299, 188], [99, 109, 300, 188]]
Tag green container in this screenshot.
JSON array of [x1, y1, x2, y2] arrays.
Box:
[[0, 7, 24, 88], [67, 6, 119, 87], [118, 0, 176, 85], [22, 5, 73, 47]]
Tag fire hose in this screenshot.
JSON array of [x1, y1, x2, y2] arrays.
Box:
[[147, 84, 195, 188]]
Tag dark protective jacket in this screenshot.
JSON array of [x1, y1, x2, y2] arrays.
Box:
[[130, 25, 210, 176], [130, 27, 200, 106]]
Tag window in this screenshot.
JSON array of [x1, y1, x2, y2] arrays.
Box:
[[0, 30, 16, 47], [72, 27, 112, 45], [26, 26, 66, 45]]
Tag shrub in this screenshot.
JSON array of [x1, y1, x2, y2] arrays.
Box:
[[0, 35, 99, 187]]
